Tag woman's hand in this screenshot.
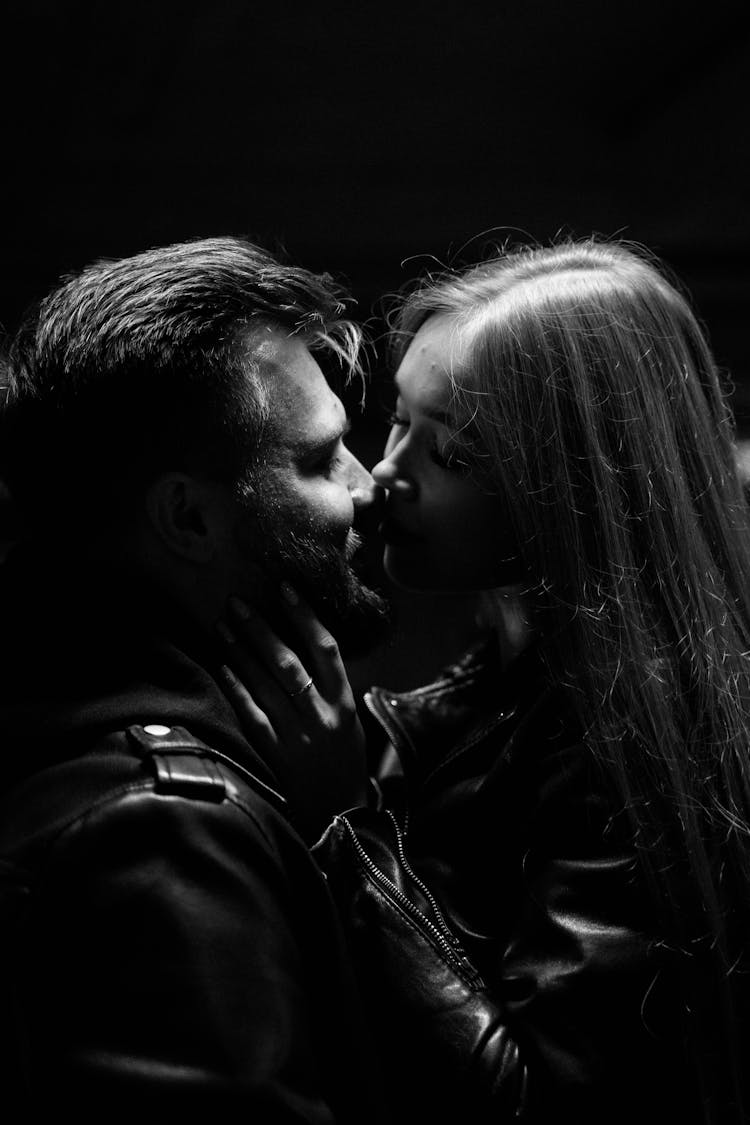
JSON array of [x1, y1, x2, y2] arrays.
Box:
[[215, 582, 369, 840]]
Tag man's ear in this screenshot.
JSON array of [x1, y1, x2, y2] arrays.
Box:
[[145, 473, 224, 563]]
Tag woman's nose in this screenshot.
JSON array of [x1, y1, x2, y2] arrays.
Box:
[[371, 450, 416, 499]]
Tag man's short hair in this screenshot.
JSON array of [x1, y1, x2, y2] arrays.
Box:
[[0, 236, 361, 538]]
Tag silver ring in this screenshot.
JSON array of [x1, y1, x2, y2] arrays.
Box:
[[288, 676, 314, 698]]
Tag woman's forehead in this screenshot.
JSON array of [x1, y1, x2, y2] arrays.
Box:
[[395, 313, 467, 415]]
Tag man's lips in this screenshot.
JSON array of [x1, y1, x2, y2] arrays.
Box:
[[378, 514, 424, 545]]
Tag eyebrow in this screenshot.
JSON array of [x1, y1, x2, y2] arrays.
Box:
[[393, 371, 457, 427], [394, 384, 455, 427], [424, 406, 454, 426], [301, 416, 351, 457]]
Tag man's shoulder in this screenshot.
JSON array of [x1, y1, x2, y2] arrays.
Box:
[[0, 723, 294, 866]]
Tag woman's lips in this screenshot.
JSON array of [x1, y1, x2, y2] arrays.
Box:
[[378, 515, 424, 545]]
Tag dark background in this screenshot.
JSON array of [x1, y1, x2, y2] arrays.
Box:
[[3, 0, 749, 693]]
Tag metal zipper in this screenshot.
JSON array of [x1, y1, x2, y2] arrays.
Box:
[[384, 808, 463, 951], [338, 812, 484, 989]]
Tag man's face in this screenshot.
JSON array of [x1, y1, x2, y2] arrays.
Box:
[[234, 328, 389, 654]]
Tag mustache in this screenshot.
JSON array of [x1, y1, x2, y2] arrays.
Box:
[[344, 528, 363, 562], [282, 524, 363, 563], [278, 524, 359, 556]]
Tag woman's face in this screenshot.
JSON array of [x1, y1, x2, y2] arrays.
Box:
[[371, 314, 522, 592]]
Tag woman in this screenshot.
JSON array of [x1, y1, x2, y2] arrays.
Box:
[[219, 238, 750, 1124]]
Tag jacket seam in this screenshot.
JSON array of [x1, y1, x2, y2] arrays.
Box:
[[2, 776, 156, 863], [12, 770, 290, 875]]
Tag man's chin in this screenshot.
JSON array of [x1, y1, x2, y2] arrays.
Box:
[[242, 514, 392, 657], [284, 552, 391, 657], [312, 581, 392, 658]]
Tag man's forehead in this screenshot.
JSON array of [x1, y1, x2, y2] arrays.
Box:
[[245, 327, 346, 449]]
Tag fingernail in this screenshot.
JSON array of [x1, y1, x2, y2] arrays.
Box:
[[228, 596, 250, 619], [280, 581, 299, 605], [215, 620, 236, 644]]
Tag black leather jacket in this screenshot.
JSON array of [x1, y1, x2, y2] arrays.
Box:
[[316, 638, 706, 1123], [0, 552, 388, 1124]]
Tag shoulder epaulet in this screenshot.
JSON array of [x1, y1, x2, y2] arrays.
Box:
[[125, 724, 287, 811]]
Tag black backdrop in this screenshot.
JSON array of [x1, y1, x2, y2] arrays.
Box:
[[3, 0, 749, 691]]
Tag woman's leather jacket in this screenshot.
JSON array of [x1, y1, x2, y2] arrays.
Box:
[[314, 639, 701, 1124]]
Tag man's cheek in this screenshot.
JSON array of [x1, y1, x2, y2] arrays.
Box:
[[298, 499, 352, 550]]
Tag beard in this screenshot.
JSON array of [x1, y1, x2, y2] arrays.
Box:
[[236, 498, 391, 658]]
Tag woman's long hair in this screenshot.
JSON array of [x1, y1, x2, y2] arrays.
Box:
[[391, 238, 750, 1122]]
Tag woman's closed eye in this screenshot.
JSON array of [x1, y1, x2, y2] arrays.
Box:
[[429, 441, 471, 474], [387, 408, 470, 474]]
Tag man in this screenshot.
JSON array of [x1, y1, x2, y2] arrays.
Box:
[[0, 237, 390, 1122]]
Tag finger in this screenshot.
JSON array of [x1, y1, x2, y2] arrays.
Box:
[[278, 582, 354, 703], [217, 617, 319, 727], [216, 663, 279, 759], [225, 596, 318, 700]]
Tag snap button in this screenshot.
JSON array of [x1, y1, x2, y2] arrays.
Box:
[[143, 724, 172, 737]]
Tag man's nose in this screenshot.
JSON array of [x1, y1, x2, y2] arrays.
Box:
[[348, 455, 379, 511], [351, 471, 386, 539]]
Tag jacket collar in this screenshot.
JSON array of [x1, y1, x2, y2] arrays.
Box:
[[365, 633, 552, 784]]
